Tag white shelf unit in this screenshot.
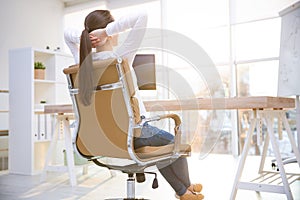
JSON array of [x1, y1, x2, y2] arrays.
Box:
[[9, 47, 74, 175]]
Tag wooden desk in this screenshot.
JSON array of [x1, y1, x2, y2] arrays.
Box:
[[45, 96, 295, 113], [44, 96, 300, 198]]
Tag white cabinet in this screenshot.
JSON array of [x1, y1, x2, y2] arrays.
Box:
[[9, 47, 74, 175]]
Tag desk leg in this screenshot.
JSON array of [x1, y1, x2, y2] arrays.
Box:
[[257, 109, 271, 174], [281, 112, 300, 167], [40, 116, 60, 182], [231, 110, 299, 200], [258, 132, 269, 174], [63, 118, 77, 187], [230, 116, 257, 200], [265, 115, 293, 200], [40, 115, 77, 187]]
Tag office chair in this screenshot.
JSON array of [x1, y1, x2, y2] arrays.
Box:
[[63, 58, 191, 200]]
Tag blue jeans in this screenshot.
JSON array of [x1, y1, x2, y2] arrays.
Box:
[[134, 123, 191, 196]]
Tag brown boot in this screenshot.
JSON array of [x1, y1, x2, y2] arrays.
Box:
[[188, 184, 203, 193], [175, 185, 203, 199], [180, 193, 204, 200]]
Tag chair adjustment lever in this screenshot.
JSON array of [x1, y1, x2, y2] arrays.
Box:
[[143, 172, 158, 189]]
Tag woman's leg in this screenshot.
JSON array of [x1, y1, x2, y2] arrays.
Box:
[[169, 157, 191, 188], [134, 123, 174, 148], [158, 157, 191, 196], [158, 161, 188, 196]]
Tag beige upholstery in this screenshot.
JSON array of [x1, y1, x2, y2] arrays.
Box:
[[136, 144, 191, 159], [63, 58, 191, 163]]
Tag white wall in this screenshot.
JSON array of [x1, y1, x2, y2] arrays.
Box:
[[0, 0, 65, 89], [0, 0, 65, 130]]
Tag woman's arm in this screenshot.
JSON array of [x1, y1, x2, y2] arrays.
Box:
[[110, 10, 148, 64], [65, 10, 147, 64], [64, 27, 81, 64], [93, 10, 148, 64]]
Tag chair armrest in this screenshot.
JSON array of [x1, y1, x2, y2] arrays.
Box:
[[142, 113, 181, 125], [142, 113, 181, 131], [159, 113, 181, 129], [140, 113, 183, 156], [130, 113, 187, 165]]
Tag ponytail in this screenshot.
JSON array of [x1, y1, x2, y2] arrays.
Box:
[[78, 10, 115, 106], [79, 29, 94, 106]]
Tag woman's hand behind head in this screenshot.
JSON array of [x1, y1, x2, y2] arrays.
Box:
[[89, 29, 108, 47]]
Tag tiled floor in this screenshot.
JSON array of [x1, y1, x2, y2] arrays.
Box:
[[0, 154, 299, 200]]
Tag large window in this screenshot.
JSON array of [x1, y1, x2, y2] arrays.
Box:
[[161, 0, 230, 154], [162, 0, 296, 155], [234, 18, 281, 61]]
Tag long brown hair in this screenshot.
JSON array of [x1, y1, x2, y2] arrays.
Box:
[[79, 10, 114, 106]]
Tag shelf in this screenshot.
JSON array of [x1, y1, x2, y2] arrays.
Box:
[[34, 110, 45, 114], [34, 139, 51, 143], [34, 79, 56, 84], [9, 47, 74, 175], [33, 47, 72, 57]]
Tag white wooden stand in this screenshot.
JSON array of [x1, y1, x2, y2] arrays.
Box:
[[40, 113, 88, 186], [230, 109, 300, 200]]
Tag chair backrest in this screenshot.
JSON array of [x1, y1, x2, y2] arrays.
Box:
[[63, 58, 140, 159]]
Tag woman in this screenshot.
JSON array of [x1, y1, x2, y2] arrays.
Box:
[[64, 9, 204, 200]]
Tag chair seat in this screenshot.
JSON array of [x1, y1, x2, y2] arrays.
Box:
[[135, 144, 191, 159]]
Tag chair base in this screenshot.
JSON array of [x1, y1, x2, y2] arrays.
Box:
[[105, 198, 149, 200], [104, 174, 150, 200]]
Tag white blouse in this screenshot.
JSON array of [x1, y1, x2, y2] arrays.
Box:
[[64, 10, 148, 116]]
